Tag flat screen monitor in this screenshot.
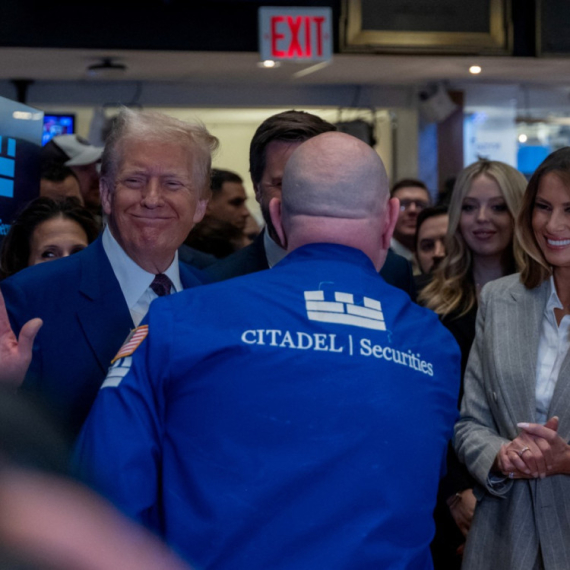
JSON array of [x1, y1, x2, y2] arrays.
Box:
[[42, 114, 75, 146]]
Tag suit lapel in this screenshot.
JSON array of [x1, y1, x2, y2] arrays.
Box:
[[76, 239, 134, 374], [179, 262, 203, 289], [501, 280, 549, 425], [548, 353, 570, 438]]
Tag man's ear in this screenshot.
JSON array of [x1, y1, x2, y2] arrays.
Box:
[[100, 179, 113, 217], [193, 197, 208, 224], [269, 196, 287, 250], [381, 197, 400, 250]]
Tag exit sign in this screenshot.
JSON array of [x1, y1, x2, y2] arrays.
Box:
[[259, 7, 332, 62]]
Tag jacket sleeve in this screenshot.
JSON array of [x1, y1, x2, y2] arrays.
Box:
[[453, 284, 512, 496], [73, 308, 168, 533]]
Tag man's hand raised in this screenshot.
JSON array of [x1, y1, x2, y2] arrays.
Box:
[[0, 287, 42, 388]]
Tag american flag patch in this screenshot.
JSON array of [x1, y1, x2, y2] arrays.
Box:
[[111, 325, 149, 363]]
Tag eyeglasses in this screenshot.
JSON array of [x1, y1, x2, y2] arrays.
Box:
[[399, 199, 430, 212]]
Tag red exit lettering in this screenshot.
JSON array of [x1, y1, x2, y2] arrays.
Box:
[[270, 15, 327, 59]]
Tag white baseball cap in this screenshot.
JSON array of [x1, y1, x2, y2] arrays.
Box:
[[43, 135, 103, 167]]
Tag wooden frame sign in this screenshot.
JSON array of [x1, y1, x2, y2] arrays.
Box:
[[341, 0, 510, 55]]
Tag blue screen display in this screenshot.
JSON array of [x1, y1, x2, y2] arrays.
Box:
[[42, 114, 75, 146], [517, 145, 550, 176]]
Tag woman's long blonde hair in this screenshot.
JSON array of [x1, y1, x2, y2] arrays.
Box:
[[419, 160, 527, 317]]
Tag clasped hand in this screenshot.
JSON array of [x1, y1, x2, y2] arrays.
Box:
[[495, 416, 570, 479]]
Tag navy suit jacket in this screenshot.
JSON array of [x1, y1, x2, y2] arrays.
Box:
[[206, 231, 416, 300], [1, 237, 205, 435]]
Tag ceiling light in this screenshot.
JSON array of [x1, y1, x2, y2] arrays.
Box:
[[469, 65, 482, 75], [518, 134, 528, 143], [257, 60, 280, 69]]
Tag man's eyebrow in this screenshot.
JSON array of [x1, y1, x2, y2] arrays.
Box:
[[120, 167, 148, 175]]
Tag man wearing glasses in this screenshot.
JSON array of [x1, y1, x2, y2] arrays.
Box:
[[389, 179, 431, 275]]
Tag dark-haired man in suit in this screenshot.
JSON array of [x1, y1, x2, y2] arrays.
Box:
[[205, 110, 415, 298]]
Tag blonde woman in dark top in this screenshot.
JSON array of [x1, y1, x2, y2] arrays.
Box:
[[419, 160, 526, 569]]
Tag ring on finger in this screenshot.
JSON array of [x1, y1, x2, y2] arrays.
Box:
[[517, 446, 531, 457], [508, 472, 515, 479]]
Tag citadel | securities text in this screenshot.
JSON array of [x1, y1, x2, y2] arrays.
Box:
[[240, 329, 434, 376]]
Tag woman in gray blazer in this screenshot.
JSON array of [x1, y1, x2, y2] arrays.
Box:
[[455, 147, 570, 570]]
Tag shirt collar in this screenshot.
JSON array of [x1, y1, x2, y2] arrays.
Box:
[[101, 226, 182, 309], [546, 275, 564, 313], [264, 229, 288, 268], [390, 238, 414, 262], [278, 242, 377, 273]]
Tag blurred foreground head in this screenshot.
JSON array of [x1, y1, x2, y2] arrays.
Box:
[[0, 388, 192, 570]]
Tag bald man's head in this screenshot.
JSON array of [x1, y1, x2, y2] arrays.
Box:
[[281, 132, 390, 221], [270, 132, 398, 270]]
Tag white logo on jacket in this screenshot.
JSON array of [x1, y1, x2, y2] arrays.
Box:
[[304, 290, 386, 331]]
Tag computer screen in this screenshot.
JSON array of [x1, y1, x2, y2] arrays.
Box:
[[42, 114, 75, 146]]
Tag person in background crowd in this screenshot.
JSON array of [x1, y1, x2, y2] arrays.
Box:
[[418, 160, 527, 570], [75, 131, 460, 570], [185, 169, 250, 258], [415, 206, 449, 276], [206, 110, 416, 298], [40, 162, 84, 203], [0, 108, 216, 434], [390, 178, 431, 274], [42, 135, 103, 218], [205, 169, 250, 234], [455, 147, 570, 570], [0, 197, 98, 280]]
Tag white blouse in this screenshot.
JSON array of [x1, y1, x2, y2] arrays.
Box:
[[535, 277, 570, 424]]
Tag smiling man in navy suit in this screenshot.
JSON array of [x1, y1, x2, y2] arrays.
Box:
[[0, 109, 218, 434]]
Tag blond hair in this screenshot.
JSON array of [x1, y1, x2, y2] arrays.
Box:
[[419, 160, 527, 317]]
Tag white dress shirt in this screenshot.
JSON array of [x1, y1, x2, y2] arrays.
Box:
[[535, 276, 570, 424], [389, 238, 413, 262], [102, 227, 183, 326], [264, 229, 288, 268]]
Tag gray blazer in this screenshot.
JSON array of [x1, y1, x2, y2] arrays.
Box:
[[454, 274, 570, 570]]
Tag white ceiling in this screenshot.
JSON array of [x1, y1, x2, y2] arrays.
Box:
[[3, 47, 570, 87]]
